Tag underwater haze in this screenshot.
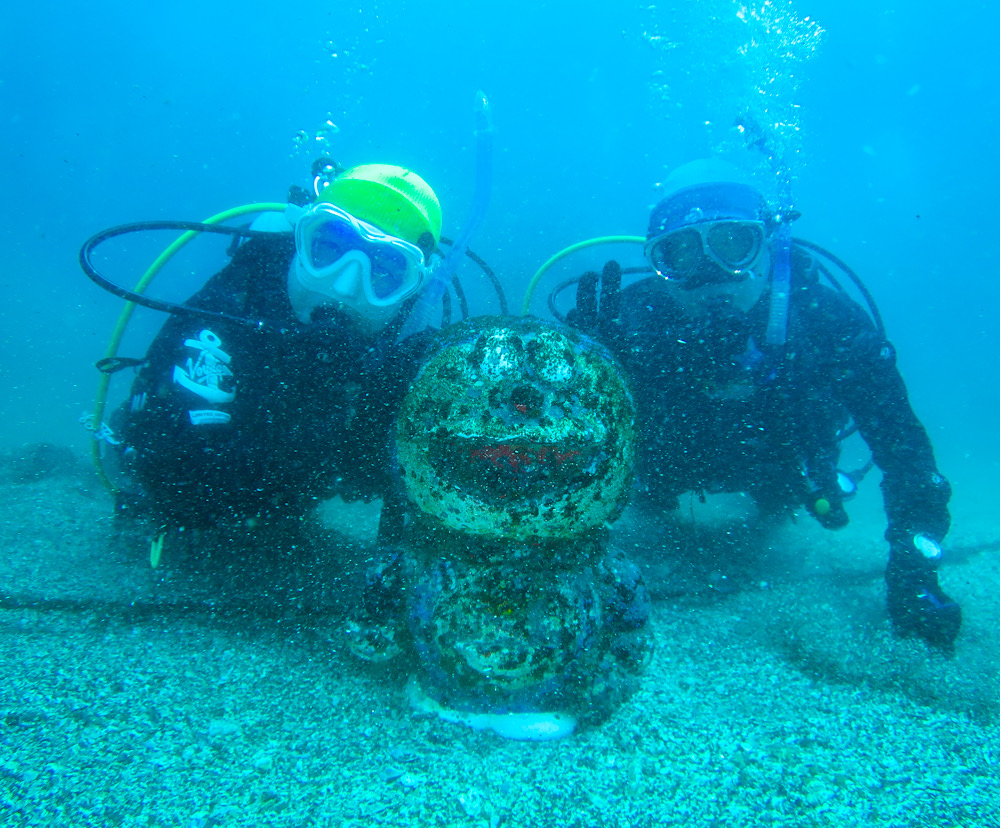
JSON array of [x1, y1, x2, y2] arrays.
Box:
[[1, 0, 1000, 825], [3, 1, 998, 513]]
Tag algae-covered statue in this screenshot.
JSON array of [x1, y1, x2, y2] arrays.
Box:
[[348, 315, 651, 739]]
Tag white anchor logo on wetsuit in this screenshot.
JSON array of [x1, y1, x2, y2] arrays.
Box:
[[172, 330, 237, 404]]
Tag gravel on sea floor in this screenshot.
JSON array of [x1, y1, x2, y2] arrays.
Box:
[[1, 451, 998, 827]]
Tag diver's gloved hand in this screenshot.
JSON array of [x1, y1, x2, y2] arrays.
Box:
[[885, 534, 961, 652]]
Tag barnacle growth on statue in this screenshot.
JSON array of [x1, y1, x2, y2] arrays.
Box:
[[352, 316, 650, 738], [395, 315, 636, 540]]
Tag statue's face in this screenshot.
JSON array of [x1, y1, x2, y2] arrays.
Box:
[[395, 316, 636, 540]]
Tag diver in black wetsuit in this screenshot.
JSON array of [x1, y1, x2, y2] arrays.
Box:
[[106, 164, 441, 532], [570, 159, 960, 652]]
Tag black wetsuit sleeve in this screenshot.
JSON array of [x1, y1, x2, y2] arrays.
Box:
[[813, 287, 951, 543]]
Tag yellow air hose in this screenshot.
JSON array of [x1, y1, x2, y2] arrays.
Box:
[[520, 236, 645, 316]]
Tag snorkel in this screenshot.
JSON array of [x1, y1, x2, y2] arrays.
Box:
[[765, 187, 794, 346], [399, 90, 493, 340], [736, 113, 799, 347]]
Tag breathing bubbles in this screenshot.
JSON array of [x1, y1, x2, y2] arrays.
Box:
[[290, 21, 385, 161], [315, 117, 340, 144], [291, 131, 310, 153], [290, 115, 341, 159], [641, 0, 824, 180], [726, 1, 825, 184]]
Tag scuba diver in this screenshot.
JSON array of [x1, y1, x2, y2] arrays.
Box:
[[96, 163, 448, 535], [561, 158, 960, 652], [85, 95, 497, 550], [82, 113, 649, 736]]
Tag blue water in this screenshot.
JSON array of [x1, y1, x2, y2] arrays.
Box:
[[0, 1, 994, 502], [1, 2, 999, 822], [0, 3, 989, 482]]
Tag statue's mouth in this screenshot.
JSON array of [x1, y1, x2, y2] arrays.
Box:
[[428, 435, 605, 506]]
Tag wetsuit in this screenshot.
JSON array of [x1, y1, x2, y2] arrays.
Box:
[[113, 234, 412, 529], [578, 248, 951, 551]]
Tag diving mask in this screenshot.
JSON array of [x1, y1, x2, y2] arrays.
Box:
[[294, 202, 429, 307], [645, 220, 766, 286]]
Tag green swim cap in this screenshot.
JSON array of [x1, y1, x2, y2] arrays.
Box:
[[318, 163, 443, 254]]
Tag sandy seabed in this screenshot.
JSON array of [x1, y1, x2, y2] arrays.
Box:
[[0, 444, 997, 828]]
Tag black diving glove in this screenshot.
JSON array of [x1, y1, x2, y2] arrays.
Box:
[[885, 534, 961, 652]]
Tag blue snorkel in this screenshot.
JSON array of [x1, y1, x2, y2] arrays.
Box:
[[742, 118, 794, 348], [765, 193, 793, 347], [400, 90, 493, 340]]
